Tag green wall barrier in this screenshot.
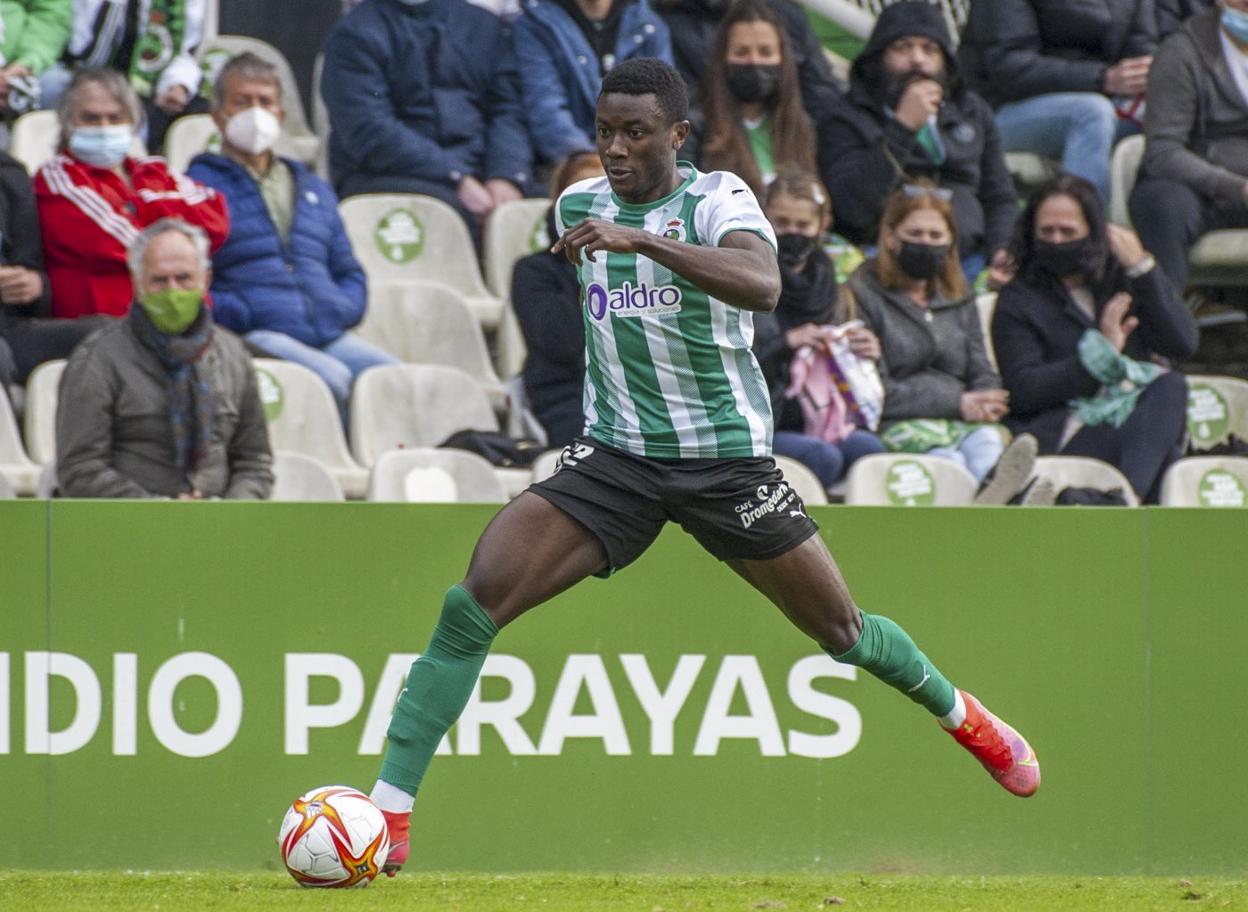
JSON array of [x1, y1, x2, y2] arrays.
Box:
[[2, 502, 1244, 875]]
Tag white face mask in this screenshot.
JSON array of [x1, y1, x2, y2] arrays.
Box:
[[224, 106, 282, 156]]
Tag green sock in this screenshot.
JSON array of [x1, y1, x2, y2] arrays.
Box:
[[831, 612, 956, 717], [379, 585, 498, 796]]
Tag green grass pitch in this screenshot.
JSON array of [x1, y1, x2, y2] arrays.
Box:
[[4, 873, 1246, 911]]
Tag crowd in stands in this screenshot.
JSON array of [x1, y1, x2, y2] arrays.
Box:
[[1, 0, 1246, 507]]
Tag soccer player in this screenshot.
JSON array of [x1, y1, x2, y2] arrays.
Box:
[[371, 58, 1040, 875]]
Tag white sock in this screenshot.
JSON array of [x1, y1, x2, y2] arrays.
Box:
[[938, 689, 967, 730], [370, 779, 415, 814]]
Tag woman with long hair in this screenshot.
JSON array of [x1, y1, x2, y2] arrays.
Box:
[[698, 0, 816, 196]]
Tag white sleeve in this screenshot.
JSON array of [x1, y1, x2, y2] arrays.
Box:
[[693, 171, 777, 251]]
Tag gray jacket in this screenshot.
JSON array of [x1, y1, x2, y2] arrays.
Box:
[[57, 316, 273, 499], [1141, 10, 1248, 203], [847, 263, 1000, 422]]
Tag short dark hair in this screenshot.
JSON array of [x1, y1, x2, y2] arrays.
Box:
[[599, 57, 689, 125]]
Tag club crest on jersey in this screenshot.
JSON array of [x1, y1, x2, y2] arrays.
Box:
[[586, 281, 683, 320], [661, 217, 686, 242]]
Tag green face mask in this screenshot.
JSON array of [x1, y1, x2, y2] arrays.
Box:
[[140, 288, 203, 334]]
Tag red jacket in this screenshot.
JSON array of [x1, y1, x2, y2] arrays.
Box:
[[35, 154, 230, 319]]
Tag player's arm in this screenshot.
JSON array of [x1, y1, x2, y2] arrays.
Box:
[[552, 220, 781, 313]]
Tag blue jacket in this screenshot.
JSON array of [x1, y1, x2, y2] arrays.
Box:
[[322, 0, 532, 195], [513, 0, 672, 163], [186, 153, 368, 349]]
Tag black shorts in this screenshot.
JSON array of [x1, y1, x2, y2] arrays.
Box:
[[528, 436, 820, 575]]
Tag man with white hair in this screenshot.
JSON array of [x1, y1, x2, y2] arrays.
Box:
[[56, 218, 273, 500]]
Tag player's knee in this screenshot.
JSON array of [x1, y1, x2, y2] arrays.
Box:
[[818, 602, 863, 655], [458, 574, 511, 627]]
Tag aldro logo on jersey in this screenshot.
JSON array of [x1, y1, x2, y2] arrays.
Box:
[[586, 282, 684, 321]]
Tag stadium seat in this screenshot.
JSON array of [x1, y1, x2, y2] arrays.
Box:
[[338, 194, 504, 329], [773, 454, 829, 506], [163, 113, 218, 172], [0, 469, 13, 498], [199, 35, 319, 165], [35, 459, 57, 498], [0, 387, 39, 496], [483, 198, 551, 299], [1186, 375, 1248, 451], [367, 447, 507, 503], [349, 364, 499, 466], [11, 110, 145, 176], [355, 281, 506, 411], [252, 359, 369, 498], [843, 453, 978, 506], [1109, 134, 1248, 286], [270, 450, 345, 502], [1032, 455, 1140, 506], [1160, 456, 1248, 507], [975, 292, 997, 372], [529, 448, 562, 483], [310, 51, 331, 180], [23, 359, 64, 466], [1004, 152, 1058, 195]]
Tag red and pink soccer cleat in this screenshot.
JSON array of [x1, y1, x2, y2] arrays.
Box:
[[380, 809, 410, 877], [948, 690, 1040, 797]]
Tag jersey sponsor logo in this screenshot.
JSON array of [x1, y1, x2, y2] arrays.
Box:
[[734, 482, 798, 529], [586, 281, 683, 321]]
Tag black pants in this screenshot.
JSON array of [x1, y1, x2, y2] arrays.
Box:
[[1061, 371, 1188, 503], [1129, 178, 1248, 289], [1, 315, 110, 384]]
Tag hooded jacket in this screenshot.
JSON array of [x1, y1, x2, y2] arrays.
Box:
[[1139, 9, 1248, 203], [817, 1, 1016, 258]]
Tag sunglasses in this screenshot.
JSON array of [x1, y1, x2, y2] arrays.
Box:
[[901, 183, 953, 203]]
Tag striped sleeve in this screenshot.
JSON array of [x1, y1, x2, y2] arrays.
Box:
[[693, 171, 777, 251], [39, 155, 140, 249]]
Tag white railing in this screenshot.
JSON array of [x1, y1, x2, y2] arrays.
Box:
[[796, 0, 969, 41]]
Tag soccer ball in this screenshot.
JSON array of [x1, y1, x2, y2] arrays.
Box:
[[277, 785, 390, 888]]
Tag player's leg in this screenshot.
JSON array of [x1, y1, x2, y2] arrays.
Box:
[[728, 535, 1039, 797]]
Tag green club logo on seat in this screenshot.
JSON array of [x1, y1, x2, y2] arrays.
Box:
[[376, 209, 425, 263], [885, 460, 936, 506], [256, 369, 284, 422], [529, 214, 549, 252], [1198, 469, 1245, 508], [1187, 384, 1230, 447]]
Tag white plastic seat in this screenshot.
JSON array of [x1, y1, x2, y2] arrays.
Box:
[[252, 359, 369, 498], [0, 388, 39, 495], [163, 113, 218, 172], [0, 469, 15, 499], [1032, 455, 1140, 506], [529, 448, 563, 483], [1108, 134, 1145, 227], [339, 194, 503, 328], [270, 450, 345, 502], [483, 198, 550, 298], [199, 35, 319, 165], [24, 359, 65, 466], [1186, 375, 1248, 451], [12, 110, 146, 176], [1160, 456, 1248, 507], [355, 281, 505, 410], [844, 453, 978, 506], [367, 447, 507, 503], [1004, 152, 1058, 191], [976, 292, 998, 372], [773, 454, 829, 506], [349, 364, 499, 467]]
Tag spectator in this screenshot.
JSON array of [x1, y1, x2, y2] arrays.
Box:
[[187, 53, 396, 420], [1156, 0, 1215, 37], [512, 149, 604, 448], [753, 168, 884, 492], [699, 0, 814, 196], [959, 0, 1157, 203], [40, 0, 209, 150], [657, 0, 842, 148], [0, 148, 104, 385], [35, 67, 228, 320], [1129, 3, 1248, 290], [819, 1, 1016, 286], [57, 218, 273, 499], [845, 182, 1022, 490], [514, 0, 672, 171], [321, 0, 532, 239], [0, 0, 71, 116], [993, 175, 1198, 503]]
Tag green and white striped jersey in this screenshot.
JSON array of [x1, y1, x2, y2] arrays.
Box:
[[555, 164, 777, 459]]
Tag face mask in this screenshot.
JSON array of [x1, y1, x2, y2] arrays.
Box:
[[776, 233, 819, 269], [225, 106, 282, 156], [724, 64, 782, 103], [68, 124, 133, 168], [896, 240, 950, 280], [1223, 7, 1248, 44], [1034, 238, 1097, 279], [140, 288, 203, 335]]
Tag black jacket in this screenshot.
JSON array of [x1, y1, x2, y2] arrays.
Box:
[[1155, 0, 1213, 38], [817, 1, 1016, 257], [0, 151, 51, 323], [959, 0, 1157, 108], [991, 264, 1197, 452]]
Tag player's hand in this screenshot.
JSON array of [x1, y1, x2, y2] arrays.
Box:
[[1099, 291, 1138, 352], [1106, 223, 1148, 271], [893, 77, 944, 131], [552, 218, 647, 266], [0, 265, 43, 306]]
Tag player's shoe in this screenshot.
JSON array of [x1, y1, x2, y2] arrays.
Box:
[[948, 690, 1040, 797], [381, 809, 410, 877]]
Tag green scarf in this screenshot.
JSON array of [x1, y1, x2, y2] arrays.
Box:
[[129, 0, 190, 97], [1069, 328, 1163, 428]]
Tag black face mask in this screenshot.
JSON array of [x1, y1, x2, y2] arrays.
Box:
[[1034, 238, 1098, 278], [724, 64, 781, 103], [776, 233, 819, 269], [897, 241, 950, 280]]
